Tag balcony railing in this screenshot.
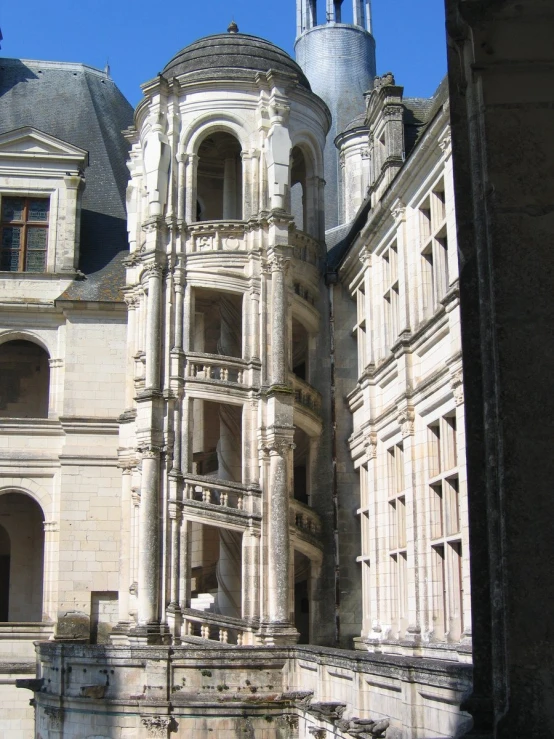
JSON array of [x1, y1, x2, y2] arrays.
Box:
[[187, 221, 247, 253], [290, 499, 322, 539], [185, 352, 260, 388], [184, 475, 262, 518], [290, 374, 322, 416], [181, 608, 256, 646]]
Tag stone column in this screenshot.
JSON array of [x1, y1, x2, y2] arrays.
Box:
[[242, 529, 260, 622], [136, 448, 161, 633], [42, 520, 59, 623], [168, 502, 181, 608], [176, 151, 186, 222], [182, 281, 193, 353], [261, 438, 298, 643], [184, 153, 198, 224], [144, 265, 162, 390], [124, 295, 138, 409], [179, 518, 192, 612], [223, 156, 238, 219], [115, 468, 132, 631], [270, 253, 290, 386], [250, 288, 260, 360]]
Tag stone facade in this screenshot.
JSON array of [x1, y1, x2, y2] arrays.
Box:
[[0, 13, 476, 739]]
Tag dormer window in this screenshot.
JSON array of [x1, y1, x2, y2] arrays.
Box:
[[1, 196, 49, 272]]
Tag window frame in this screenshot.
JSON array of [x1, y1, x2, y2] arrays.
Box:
[[0, 195, 50, 273]]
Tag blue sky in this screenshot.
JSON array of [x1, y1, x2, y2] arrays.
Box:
[[0, 0, 447, 107]]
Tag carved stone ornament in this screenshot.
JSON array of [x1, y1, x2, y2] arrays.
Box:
[[359, 245, 372, 267], [308, 729, 326, 739], [283, 713, 300, 731], [43, 520, 59, 534], [373, 72, 395, 91], [450, 369, 464, 406], [306, 702, 346, 721], [141, 715, 172, 737], [338, 717, 390, 738], [364, 432, 378, 459], [391, 200, 406, 224], [44, 706, 63, 729], [397, 406, 415, 438], [438, 125, 452, 155]]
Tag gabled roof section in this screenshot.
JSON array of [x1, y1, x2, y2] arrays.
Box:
[[0, 126, 88, 167], [0, 58, 134, 301]]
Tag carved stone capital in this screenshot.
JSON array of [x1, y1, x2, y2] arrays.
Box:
[[141, 263, 163, 281], [140, 446, 161, 460], [48, 357, 63, 369], [43, 520, 59, 534], [308, 730, 326, 739], [141, 715, 172, 737], [263, 439, 296, 458], [270, 253, 291, 274]]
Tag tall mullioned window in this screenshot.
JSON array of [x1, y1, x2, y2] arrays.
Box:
[[353, 280, 367, 376], [0, 197, 49, 272], [419, 179, 448, 317], [388, 442, 407, 636], [382, 241, 399, 350], [427, 414, 463, 641]]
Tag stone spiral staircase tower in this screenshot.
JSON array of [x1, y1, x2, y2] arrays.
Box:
[[113, 26, 331, 647]]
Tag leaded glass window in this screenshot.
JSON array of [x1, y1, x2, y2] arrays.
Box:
[[0, 196, 49, 272]]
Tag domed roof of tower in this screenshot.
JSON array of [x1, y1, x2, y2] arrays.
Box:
[[162, 30, 311, 90]]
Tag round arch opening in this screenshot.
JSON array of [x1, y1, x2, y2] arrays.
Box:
[[196, 131, 243, 222], [0, 339, 50, 419], [0, 491, 45, 622]]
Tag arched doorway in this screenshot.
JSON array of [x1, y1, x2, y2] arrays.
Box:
[[0, 492, 44, 621], [196, 131, 243, 221], [0, 340, 50, 418]]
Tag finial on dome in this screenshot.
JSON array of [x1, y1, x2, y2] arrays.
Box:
[[228, 20, 239, 34]]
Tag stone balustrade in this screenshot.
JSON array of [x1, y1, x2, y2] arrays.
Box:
[[181, 608, 255, 646], [184, 475, 262, 517], [290, 498, 322, 538], [187, 221, 247, 253], [290, 374, 322, 416], [185, 352, 254, 386], [289, 229, 320, 267]]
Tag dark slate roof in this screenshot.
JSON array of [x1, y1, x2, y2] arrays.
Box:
[[162, 33, 311, 90], [0, 58, 134, 302]]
